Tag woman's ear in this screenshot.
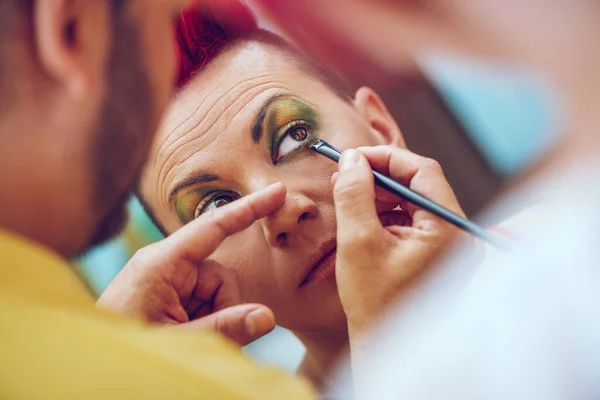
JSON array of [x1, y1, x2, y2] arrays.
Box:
[[353, 86, 406, 148]]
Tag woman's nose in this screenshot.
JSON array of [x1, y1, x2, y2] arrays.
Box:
[[263, 193, 318, 247]]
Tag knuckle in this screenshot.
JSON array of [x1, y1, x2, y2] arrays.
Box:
[[203, 207, 219, 224], [240, 197, 259, 219], [422, 157, 443, 173], [340, 226, 376, 249], [131, 246, 154, 265], [204, 207, 231, 234], [213, 313, 230, 337], [354, 228, 376, 247]]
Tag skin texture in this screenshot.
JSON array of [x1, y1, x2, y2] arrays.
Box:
[[2, 0, 289, 354], [96, 0, 600, 396], [252, 0, 600, 163], [251, 0, 600, 396], [138, 38, 407, 388], [0, 0, 188, 258]]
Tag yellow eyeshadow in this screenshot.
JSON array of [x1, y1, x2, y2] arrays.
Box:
[[264, 97, 319, 154], [172, 189, 209, 225], [172, 96, 320, 224], [265, 99, 317, 132]]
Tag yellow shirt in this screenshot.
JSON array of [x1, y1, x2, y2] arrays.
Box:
[[0, 230, 315, 399]]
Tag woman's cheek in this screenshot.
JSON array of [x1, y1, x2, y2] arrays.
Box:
[[212, 228, 275, 302]]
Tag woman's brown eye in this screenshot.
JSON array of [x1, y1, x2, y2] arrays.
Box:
[[272, 123, 314, 163], [290, 127, 309, 141], [207, 194, 238, 210], [213, 196, 231, 208], [194, 192, 240, 219]]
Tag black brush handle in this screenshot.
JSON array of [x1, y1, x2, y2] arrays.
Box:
[[310, 139, 512, 252]]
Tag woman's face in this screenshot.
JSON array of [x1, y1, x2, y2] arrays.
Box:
[[140, 40, 403, 333]]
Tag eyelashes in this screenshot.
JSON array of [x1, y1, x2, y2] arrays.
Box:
[[174, 98, 321, 224], [271, 120, 317, 164], [193, 191, 240, 218]]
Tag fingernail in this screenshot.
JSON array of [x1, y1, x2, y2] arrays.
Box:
[[340, 150, 359, 171], [245, 309, 274, 337], [268, 181, 284, 192], [331, 172, 340, 184]]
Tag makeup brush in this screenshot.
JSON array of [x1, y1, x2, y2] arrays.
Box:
[[310, 139, 512, 252]]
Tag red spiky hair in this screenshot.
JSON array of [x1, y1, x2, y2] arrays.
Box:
[[174, 1, 258, 89]]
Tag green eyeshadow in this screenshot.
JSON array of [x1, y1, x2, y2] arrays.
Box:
[[264, 97, 320, 155]]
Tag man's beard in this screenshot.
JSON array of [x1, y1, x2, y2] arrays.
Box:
[[86, 7, 155, 251], [87, 190, 130, 248]]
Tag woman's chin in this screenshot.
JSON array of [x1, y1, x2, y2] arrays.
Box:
[[278, 286, 347, 332]]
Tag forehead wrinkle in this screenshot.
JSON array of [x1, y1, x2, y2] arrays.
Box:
[[157, 77, 291, 203], [154, 87, 226, 199], [154, 84, 224, 181], [162, 79, 285, 193], [155, 75, 275, 200], [160, 78, 279, 190]]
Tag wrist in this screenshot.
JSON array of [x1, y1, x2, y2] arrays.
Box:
[[343, 294, 388, 336], [346, 321, 375, 400]]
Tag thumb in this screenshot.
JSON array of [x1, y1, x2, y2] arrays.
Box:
[[172, 304, 275, 346], [334, 150, 382, 246]]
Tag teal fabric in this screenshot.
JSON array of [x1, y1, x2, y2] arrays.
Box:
[[76, 197, 163, 295], [422, 55, 562, 176]]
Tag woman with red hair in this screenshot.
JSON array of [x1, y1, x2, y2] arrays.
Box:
[[129, 3, 466, 396]]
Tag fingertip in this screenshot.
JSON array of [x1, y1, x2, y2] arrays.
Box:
[[258, 181, 284, 199], [331, 172, 339, 186], [355, 146, 373, 153], [334, 151, 374, 195], [245, 306, 275, 337], [266, 181, 287, 205], [270, 181, 286, 194], [333, 149, 380, 238], [338, 149, 373, 181], [339, 149, 360, 172]]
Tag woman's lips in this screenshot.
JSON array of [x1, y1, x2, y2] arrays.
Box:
[[301, 248, 337, 286]]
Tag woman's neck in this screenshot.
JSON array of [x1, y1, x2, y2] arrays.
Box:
[[294, 328, 349, 394]]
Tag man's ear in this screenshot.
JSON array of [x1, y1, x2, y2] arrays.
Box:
[[352, 86, 406, 148], [33, 0, 110, 97]]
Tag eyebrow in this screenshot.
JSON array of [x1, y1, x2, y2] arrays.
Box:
[[168, 93, 294, 202], [251, 93, 292, 143], [168, 173, 219, 203]]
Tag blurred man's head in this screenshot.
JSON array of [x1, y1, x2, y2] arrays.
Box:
[[0, 0, 188, 257], [253, 0, 600, 91]]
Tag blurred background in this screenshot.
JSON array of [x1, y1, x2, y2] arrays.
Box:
[[74, 6, 563, 374]]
